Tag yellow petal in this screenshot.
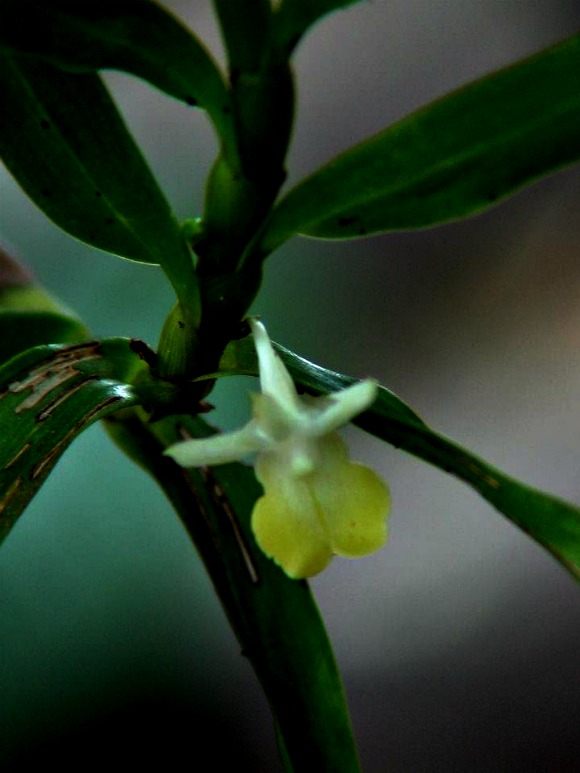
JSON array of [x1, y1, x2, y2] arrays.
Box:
[[252, 453, 333, 578], [307, 433, 389, 557], [251, 488, 333, 579], [251, 433, 389, 578]]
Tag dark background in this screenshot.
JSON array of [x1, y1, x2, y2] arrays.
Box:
[[2, 2, 580, 770]]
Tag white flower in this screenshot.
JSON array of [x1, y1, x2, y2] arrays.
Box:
[[165, 319, 390, 578]]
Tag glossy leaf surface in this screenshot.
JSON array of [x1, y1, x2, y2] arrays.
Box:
[[107, 408, 361, 772], [221, 335, 580, 580], [0, 0, 233, 149], [0, 339, 140, 542], [256, 34, 580, 255]]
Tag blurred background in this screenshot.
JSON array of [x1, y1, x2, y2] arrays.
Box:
[[2, 1, 580, 770]]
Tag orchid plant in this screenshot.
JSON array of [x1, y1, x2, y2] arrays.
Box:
[[1, 1, 580, 770]]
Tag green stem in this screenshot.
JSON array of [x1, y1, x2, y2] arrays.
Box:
[[213, 0, 273, 74], [199, 1, 294, 275]]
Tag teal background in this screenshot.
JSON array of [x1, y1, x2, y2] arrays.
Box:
[[2, 2, 580, 769]]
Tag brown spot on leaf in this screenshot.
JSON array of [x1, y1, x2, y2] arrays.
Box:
[[31, 394, 123, 481], [3, 442, 31, 469], [0, 476, 23, 516], [36, 377, 98, 421], [129, 338, 157, 367]]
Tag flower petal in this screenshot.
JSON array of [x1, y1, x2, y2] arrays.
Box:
[[307, 379, 378, 436], [308, 433, 389, 557], [252, 452, 333, 578], [249, 319, 300, 411], [164, 422, 266, 467], [251, 393, 292, 442]]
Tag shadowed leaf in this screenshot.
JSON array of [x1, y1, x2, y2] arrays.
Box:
[[255, 34, 580, 256], [0, 55, 194, 286], [0, 0, 233, 150]]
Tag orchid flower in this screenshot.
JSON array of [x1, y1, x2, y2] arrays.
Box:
[[165, 320, 390, 579]]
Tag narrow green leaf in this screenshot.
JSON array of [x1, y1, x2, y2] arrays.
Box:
[[355, 399, 580, 580], [106, 408, 361, 771], [273, 0, 364, 55], [255, 34, 580, 256], [0, 54, 173, 265], [0, 54, 197, 294], [220, 334, 580, 580], [0, 54, 200, 318], [299, 360, 580, 580], [0, 338, 141, 542], [0, 0, 234, 153]]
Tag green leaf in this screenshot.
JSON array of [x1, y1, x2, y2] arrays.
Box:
[[0, 0, 234, 154], [273, 0, 364, 55], [106, 408, 361, 771], [255, 34, 580, 256], [356, 397, 580, 580], [0, 54, 199, 317], [0, 54, 176, 267], [0, 338, 141, 542], [220, 335, 580, 580]]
